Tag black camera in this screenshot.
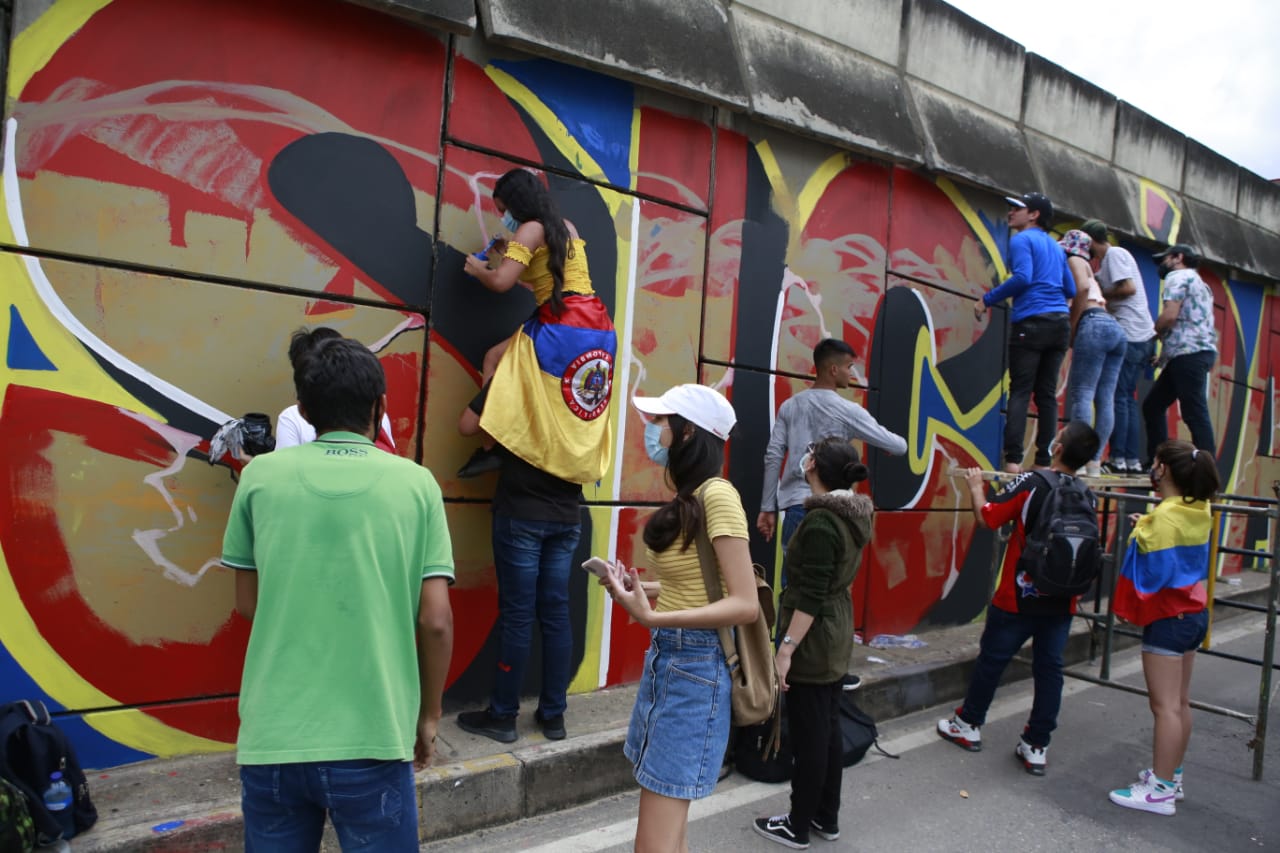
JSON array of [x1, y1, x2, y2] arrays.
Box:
[[240, 412, 276, 456]]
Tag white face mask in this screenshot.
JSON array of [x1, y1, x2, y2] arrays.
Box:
[[798, 451, 812, 478]]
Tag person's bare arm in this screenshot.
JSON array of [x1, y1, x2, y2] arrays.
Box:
[[606, 536, 758, 628], [235, 571, 258, 622], [1154, 299, 1181, 336], [1104, 278, 1137, 300], [963, 467, 989, 528], [414, 576, 454, 770], [1066, 256, 1094, 343]]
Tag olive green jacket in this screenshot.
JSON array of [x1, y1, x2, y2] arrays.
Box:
[[778, 489, 873, 685]]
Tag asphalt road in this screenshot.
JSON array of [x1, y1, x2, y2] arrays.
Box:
[[423, 613, 1279, 852]]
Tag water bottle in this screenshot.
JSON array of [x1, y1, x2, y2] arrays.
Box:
[[42, 771, 76, 839]]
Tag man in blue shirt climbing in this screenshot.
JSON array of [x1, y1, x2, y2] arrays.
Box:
[[974, 192, 1076, 474]]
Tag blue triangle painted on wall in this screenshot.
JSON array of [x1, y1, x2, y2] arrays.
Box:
[[7, 304, 57, 371]]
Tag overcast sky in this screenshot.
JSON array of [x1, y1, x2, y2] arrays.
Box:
[[945, 0, 1280, 181]]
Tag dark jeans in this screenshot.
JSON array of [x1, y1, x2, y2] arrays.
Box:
[[1005, 314, 1070, 466], [957, 605, 1072, 747], [489, 513, 582, 718], [1112, 337, 1156, 462], [787, 681, 843, 842], [1142, 349, 1216, 463], [240, 760, 418, 852], [778, 505, 807, 587]]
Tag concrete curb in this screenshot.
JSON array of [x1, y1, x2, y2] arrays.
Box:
[[74, 579, 1272, 850]]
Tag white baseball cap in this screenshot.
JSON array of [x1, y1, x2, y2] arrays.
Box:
[[632, 384, 737, 440]]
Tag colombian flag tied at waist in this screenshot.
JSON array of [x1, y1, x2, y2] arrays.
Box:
[[480, 294, 616, 484], [1114, 498, 1212, 626]]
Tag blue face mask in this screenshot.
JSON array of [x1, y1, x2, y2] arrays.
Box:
[[644, 422, 669, 466], [501, 211, 520, 233]]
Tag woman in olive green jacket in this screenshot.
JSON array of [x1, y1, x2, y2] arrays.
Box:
[[753, 436, 873, 849]]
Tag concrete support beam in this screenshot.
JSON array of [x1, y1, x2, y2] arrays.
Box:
[[1113, 102, 1186, 193], [1238, 170, 1280, 235], [1184, 139, 1240, 212], [1183, 197, 1256, 272], [908, 81, 1034, 193], [902, 0, 1024, 121], [341, 0, 475, 35], [1022, 54, 1116, 161], [1025, 131, 1133, 235], [478, 0, 749, 109], [733, 7, 922, 161], [1241, 219, 1280, 281], [730, 0, 903, 66]]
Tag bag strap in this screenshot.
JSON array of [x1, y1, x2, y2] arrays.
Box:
[[691, 480, 740, 671]]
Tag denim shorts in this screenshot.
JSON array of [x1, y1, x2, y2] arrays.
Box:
[[1142, 610, 1209, 657], [623, 628, 731, 799]]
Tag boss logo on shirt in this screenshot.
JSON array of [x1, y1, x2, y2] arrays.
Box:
[[324, 447, 368, 457]]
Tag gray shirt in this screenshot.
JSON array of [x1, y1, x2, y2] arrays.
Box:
[[1097, 246, 1155, 342], [760, 388, 907, 511]]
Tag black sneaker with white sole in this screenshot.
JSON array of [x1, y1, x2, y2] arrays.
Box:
[[840, 673, 862, 692], [753, 814, 810, 849]]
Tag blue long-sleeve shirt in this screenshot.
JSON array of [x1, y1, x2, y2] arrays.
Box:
[[982, 227, 1075, 322]]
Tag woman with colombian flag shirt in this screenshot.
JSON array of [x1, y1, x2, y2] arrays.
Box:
[[455, 169, 616, 745], [1109, 440, 1220, 817]]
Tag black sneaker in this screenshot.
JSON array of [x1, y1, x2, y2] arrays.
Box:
[[810, 817, 840, 841], [457, 708, 517, 744], [840, 673, 862, 692], [535, 712, 566, 740], [457, 447, 503, 478], [752, 815, 809, 849], [1099, 459, 1124, 475]]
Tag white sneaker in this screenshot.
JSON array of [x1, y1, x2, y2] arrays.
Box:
[[1084, 462, 1102, 477], [1138, 767, 1184, 801], [936, 714, 981, 751], [1110, 774, 1176, 815], [1014, 737, 1047, 775]]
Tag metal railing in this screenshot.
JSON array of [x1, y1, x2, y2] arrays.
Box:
[[1078, 480, 1280, 781]]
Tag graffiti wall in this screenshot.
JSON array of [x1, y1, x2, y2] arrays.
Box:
[[1, 0, 1276, 768]]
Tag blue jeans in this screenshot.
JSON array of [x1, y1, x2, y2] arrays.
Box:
[[1005, 314, 1071, 466], [778, 505, 807, 588], [1142, 349, 1216, 463], [240, 760, 417, 852], [489, 513, 582, 718], [1068, 311, 1126, 461], [957, 605, 1072, 747], [1112, 337, 1156, 463]]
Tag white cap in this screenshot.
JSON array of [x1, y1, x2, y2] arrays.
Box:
[[632, 384, 736, 440]]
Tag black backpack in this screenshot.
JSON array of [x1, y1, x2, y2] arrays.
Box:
[[0, 701, 97, 844], [0, 775, 35, 853], [1016, 471, 1103, 596], [734, 693, 898, 783]]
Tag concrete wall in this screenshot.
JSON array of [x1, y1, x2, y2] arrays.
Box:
[[2, 0, 1277, 769]]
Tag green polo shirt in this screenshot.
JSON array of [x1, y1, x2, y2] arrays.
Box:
[[221, 432, 454, 764]]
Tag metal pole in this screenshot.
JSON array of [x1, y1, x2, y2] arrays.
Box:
[[1254, 494, 1280, 781], [1101, 492, 1134, 682], [1205, 509, 1222, 650]]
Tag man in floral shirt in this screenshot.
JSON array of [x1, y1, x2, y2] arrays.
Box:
[[1142, 244, 1217, 464]]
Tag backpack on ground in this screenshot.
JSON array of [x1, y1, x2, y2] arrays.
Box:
[[838, 694, 898, 767], [693, 481, 781, 739], [1016, 471, 1103, 596], [0, 775, 35, 853], [0, 701, 97, 844]]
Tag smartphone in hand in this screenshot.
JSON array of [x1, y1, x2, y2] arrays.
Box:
[[581, 557, 612, 578]]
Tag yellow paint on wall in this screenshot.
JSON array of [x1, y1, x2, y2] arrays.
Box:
[[1139, 179, 1181, 244], [934, 177, 1008, 282], [907, 325, 1002, 473]]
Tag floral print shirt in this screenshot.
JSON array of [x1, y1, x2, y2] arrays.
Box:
[[1159, 269, 1217, 362]]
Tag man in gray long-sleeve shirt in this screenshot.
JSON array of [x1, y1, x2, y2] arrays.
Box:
[[757, 339, 907, 552]]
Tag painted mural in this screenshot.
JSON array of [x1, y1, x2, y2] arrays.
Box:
[[1, 0, 1276, 768]]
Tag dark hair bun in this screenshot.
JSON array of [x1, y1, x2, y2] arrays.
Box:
[[843, 462, 869, 486]]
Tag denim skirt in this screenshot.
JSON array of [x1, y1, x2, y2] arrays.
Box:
[[623, 627, 731, 799]]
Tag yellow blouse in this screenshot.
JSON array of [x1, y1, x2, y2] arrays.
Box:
[[504, 238, 594, 305], [647, 478, 750, 612]]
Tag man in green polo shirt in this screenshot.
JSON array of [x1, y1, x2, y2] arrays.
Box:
[[222, 337, 454, 851]]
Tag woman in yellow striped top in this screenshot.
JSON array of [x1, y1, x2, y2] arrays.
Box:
[[603, 383, 759, 853]]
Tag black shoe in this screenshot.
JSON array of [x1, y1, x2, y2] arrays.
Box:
[[457, 708, 517, 744], [753, 815, 809, 849], [457, 447, 503, 479], [840, 673, 862, 692], [535, 712, 566, 741], [810, 817, 840, 841], [1099, 459, 1123, 475]]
